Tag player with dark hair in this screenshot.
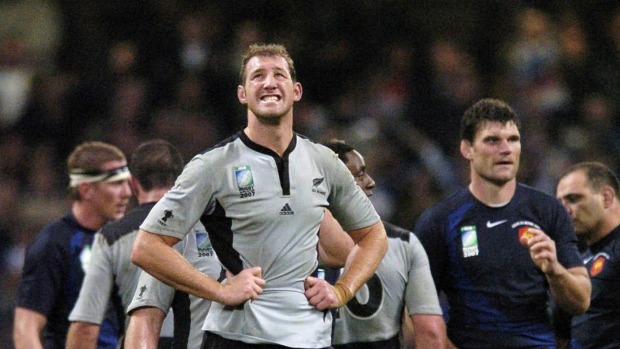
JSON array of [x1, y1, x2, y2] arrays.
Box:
[[324, 139, 447, 349], [555, 161, 620, 349], [65, 139, 186, 349], [130, 43, 388, 348], [14, 141, 132, 349], [414, 98, 590, 348]]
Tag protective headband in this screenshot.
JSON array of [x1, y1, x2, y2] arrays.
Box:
[[69, 165, 131, 188]]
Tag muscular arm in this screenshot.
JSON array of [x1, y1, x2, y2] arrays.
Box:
[[337, 220, 388, 302], [131, 229, 265, 306], [409, 314, 447, 349], [546, 266, 590, 315], [124, 307, 166, 349], [318, 209, 354, 268], [66, 322, 99, 349], [13, 307, 45, 349], [522, 228, 591, 314]]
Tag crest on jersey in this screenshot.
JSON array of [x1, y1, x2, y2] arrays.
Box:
[[461, 225, 479, 257], [589, 253, 609, 277], [235, 166, 255, 198], [196, 231, 214, 257]]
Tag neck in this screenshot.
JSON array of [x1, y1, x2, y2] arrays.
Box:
[[245, 114, 294, 156], [468, 176, 516, 206], [72, 201, 107, 231], [137, 188, 170, 204]]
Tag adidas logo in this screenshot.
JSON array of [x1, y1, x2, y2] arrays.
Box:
[[279, 203, 294, 215]]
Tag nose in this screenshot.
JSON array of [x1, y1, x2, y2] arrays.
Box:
[[263, 73, 277, 88], [365, 175, 376, 195], [122, 181, 132, 198], [499, 139, 512, 153]]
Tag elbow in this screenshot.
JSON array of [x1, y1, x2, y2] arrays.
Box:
[[130, 235, 147, 268], [572, 291, 591, 315]]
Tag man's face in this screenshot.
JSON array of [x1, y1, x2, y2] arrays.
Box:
[[461, 121, 521, 186], [87, 160, 132, 222], [237, 55, 302, 123], [344, 150, 376, 197], [556, 171, 605, 236]]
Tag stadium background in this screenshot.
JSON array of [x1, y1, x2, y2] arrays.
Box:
[[2, 1, 620, 346]]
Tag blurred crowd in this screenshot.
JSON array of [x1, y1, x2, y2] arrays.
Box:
[[2, 0, 620, 345]]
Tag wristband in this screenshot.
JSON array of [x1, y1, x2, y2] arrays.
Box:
[[332, 282, 353, 308]]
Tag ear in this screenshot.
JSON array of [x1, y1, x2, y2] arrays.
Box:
[[78, 182, 92, 200], [237, 85, 247, 104], [601, 186, 616, 209], [293, 82, 303, 102], [460, 140, 473, 160]]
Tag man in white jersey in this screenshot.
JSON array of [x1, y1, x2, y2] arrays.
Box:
[[323, 140, 447, 349], [130, 43, 388, 349], [65, 140, 186, 349], [124, 224, 221, 349]]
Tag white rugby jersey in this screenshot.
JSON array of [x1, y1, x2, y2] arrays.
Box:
[[333, 223, 442, 345], [128, 224, 221, 349], [140, 131, 380, 348]]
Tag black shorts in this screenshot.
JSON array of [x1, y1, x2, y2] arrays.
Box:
[[202, 331, 333, 349]]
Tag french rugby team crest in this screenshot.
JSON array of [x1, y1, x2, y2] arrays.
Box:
[[589, 253, 609, 277]]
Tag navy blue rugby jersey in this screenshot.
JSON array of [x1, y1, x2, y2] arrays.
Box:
[[16, 213, 120, 349], [570, 226, 620, 349], [414, 184, 582, 349]]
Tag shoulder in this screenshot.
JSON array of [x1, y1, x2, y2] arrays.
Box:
[[295, 133, 337, 158], [28, 214, 75, 249], [100, 203, 154, 245], [515, 183, 561, 205], [384, 221, 411, 241], [419, 188, 471, 222]]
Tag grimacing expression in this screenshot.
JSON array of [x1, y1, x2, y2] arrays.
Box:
[[86, 160, 132, 222], [461, 121, 521, 186], [344, 150, 376, 197], [556, 170, 606, 236], [237, 55, 302, 122]]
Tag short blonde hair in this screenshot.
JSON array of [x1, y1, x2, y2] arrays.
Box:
[[67, 141, 126, 200], [239, 43, 297, 84]]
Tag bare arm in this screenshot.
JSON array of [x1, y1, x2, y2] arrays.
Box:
[[318, 209, 354, 268], [409, 314, 448, 349], [66, 322, 99, 349], [305, 220, 387, 310], [131, 229, 265, 306], [13, 307, 45, 349], [124, 307, 166, 349], [521, 228, 591, 314], [338, 220, 388, 300]]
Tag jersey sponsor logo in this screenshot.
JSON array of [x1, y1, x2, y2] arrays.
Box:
[[279, 203, 295, 215], [312, 177, 326, 195], [235, 166, 256, 198], [461, 225, 479, 257], [589, 253, 610, 277], [196, 232, 214, 257], [486, 219, 508, 228], [157, 209, 174, 226]]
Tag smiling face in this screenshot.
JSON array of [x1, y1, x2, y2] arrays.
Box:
[[461, 121, 521, 186], [237, 55, 302, 124]]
